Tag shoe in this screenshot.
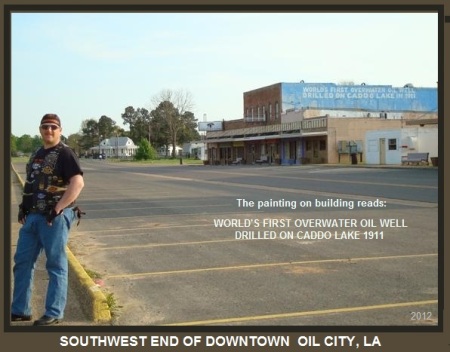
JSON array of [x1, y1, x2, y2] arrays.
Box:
[[33, 316, 60, 326], [11, 313, 32, 322]]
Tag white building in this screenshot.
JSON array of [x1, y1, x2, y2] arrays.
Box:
[[157, 145, 183, 157], [90, 137, 138, 158], [183, 141, 207, 160], [365, 125, 438, 165]]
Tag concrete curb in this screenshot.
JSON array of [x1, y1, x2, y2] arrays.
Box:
[[11, 163, 111, 323], [66, 248, 111, 323]]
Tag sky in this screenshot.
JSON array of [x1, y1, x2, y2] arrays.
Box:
[[11, 12, 438, 137]]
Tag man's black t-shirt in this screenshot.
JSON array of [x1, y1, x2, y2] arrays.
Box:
[[22, 142, 83, 211]]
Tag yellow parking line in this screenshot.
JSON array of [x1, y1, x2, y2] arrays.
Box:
[[79, 210, 265, 221], [85, 204, 227, 211], [164, 300, 438, 326], [133, 169, 437, 190], [107, 253, 437, 279], [205, 169, 438, 189]]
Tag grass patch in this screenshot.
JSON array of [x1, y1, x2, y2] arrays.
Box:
[[11, 157, 29, 163], [84, 267, 102, 280], [105, 292, 121, 317], [108, 157, 204, 165], [13, 155, 204, 166], [83, 266, 121, 318]]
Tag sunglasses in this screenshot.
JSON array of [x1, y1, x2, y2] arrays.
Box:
[[40, 124, 60, 131]]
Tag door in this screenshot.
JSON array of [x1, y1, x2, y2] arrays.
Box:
[[289, 141, 297, 163], [379, 138, 386, 165]]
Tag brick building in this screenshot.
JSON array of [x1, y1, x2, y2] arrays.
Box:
[[204, 82, 437, 166]]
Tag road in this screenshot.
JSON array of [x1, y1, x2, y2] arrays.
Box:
[[31, 161, 441, 326]]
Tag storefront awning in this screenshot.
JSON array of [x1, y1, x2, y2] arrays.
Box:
[[205, 131, 327, 144]]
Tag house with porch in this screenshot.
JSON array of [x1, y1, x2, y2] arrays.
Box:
[[90, 136, 138, 158]]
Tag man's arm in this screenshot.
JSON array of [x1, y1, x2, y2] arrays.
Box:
[[54, 174, 84, 214]]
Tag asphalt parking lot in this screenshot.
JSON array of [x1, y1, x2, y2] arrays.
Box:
[[11, 161, 439, 327]]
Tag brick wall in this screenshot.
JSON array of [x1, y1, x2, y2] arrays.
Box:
[[243, 83, 282, 123]]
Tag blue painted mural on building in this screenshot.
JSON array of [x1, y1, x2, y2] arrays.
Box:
[[281, 83, 437, 112]]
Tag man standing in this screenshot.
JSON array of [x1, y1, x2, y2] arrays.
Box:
[[11, 114, 85, 326]]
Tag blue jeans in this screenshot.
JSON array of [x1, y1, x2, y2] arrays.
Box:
[[11, 208, 77, 319]]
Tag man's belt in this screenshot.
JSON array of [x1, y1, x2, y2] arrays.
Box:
[[28, 208, 45, 214], [26, 206, 85, 224]]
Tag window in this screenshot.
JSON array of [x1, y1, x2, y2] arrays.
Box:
[[388, 138, 397, 151], [269, 104, 272, 119], [275, 102, 279, 119]]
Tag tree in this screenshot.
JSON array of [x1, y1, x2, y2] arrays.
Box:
[[121, 106, 151, 144], [11, 135, 18, 156], [150, 89, 196, 158], [150, 101, 177, 157], [135, 138, 157, 160], [80, 119, 100, 152], [31, 135, 42, 151], [112, 125, 126, 137], [11, 134, 44, 156], [178, 111, 201, 145], [79, 116, 123, 155], [98, 115, 117, 138], [16, 134, 34, 154], [67, 133, 83, 156]]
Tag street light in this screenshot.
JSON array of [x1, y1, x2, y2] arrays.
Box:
[[116, 133, 119, 159], [98, 134, 102, 159]]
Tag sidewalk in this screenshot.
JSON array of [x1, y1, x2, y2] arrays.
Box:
[[10, 168, 111, 327]]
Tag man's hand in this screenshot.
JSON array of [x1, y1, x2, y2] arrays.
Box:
[[46, 208, 62, 225], [18, 205, 27, 224]]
